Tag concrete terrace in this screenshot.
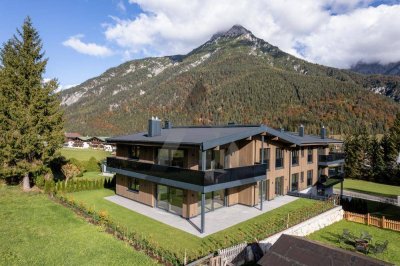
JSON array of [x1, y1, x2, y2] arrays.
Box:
[[105, 195, 298, 237]]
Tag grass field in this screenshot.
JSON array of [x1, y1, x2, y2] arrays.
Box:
[[70, 189, 327, 259], [308, 220, 400, 265], [60, 148, 111, 161], [335, 179, 400, 198], [0, 186, 158, 265]]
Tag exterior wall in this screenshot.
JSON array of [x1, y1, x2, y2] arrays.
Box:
[[182, 189, 198, 218], [238, 183, 257, 206], [254, 139, 321, 201], [116, 174, 155, 207], [227, 187, 239, 206]]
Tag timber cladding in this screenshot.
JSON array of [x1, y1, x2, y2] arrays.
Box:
[[182, 189, 198, 218], [115, 174, 155, 207]]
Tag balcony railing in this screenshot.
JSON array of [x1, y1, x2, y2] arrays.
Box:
[[318, 153, 345, 163], [107, 157, 267, 187]]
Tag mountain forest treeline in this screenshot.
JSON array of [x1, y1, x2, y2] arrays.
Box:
[[344, 113, 400, 185]]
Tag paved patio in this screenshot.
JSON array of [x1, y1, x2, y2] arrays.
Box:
[[105, 195, 298, 237]]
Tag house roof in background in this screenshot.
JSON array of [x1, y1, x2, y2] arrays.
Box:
[[107, 124, 343, 150], [258, 234, 393, 266], [65, 132, 81, 138]]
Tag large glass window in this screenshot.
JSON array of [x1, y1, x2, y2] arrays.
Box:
[[275, 176, 284, 196], [171, 150, 184, 168], [157, 149, 185, 168], [291, 173, 299, 192], [292, 150, 299, 166], [307, 148, 313, 163], [156, 185, 183, 216], [260, 148, 270, 170], [307, 170, 313, 187], [198, 190, 225, 212], [275, 148, 284, 168], [206, 150, 225, 170], [128, 146, 140, 160], [128, 178, 140, 192], [157, 149, 170, 166]]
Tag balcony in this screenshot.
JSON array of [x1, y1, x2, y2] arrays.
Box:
[[318, 153, 345, 166], [107, 157, 267, 188]]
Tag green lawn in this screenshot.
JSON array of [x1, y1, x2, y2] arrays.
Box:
[[308, 220, 400, 265], [335, 179, 400, 198], [60, 148, 111, 161], [70, 189, 330, 260], [0, 186, 158, 266], [78, 171, 107, 180]]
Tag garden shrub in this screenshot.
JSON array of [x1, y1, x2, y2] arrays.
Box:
[[84, 157, 100, 172]]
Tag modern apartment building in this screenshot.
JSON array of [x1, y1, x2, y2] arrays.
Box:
[[106, 118, 344, 233]]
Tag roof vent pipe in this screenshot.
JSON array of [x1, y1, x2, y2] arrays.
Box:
[[320, 126, 327, 139], [298, 125, 304, 137], [164, 120, 172, 129], [280, 128, 284, 132], [148, 117, 161, 137]]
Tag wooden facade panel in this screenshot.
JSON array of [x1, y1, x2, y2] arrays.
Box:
[[227, 187, 239, 206], [182, 189, 198, 218], [187, 148, 199, 170], [115, 174, 155, 207], [238, 184, 256, 206], [116, 144, 129, 157]]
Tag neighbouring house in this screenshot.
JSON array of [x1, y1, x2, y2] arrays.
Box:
[[64, 133, 111, 150], [258, 234, 393, 266], [106, 118, 344, 233], [64, 132, 82, 148]]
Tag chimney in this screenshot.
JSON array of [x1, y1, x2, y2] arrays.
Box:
[[148, 117, 161, 137], [280, 128, 284, 132], [298, 125, 304, 137], [164, 120, 172, 129], [320, 126, 327, 139]]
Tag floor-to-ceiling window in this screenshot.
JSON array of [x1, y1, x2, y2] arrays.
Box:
[[156, 185, 183, 216], [198, 190, 225, 212], [275, 176, 284, 196], [206, 150, 225, 170], [157, 148, 185, 168], [291, 173, 299, 192]]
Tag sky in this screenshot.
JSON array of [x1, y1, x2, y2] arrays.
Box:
[[1, 0, 400, 89]]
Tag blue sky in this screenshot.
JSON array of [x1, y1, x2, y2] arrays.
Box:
[[0, 0, 143, 88], [1, 0, 399, 89]]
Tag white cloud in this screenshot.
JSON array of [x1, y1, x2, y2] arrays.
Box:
[[300, 4, 400, 67], [102, 0, 400, 68], [63, 34, 113, 57], [117, 0, 126, 12]]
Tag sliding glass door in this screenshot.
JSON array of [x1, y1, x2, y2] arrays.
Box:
[[156, 185, 183, 216]]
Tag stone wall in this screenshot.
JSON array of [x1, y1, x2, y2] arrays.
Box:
[[258, 206, 343, 252]]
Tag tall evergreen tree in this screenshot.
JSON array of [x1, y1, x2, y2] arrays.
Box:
[[344, 135, 362, 179], [381, 132, 397, 181], [0, 17, 64, 190], [369, 136, 385, 182], [390, 112, 400, 152]]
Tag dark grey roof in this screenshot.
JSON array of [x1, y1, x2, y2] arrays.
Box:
[[258, 234, 393, 266], [107, 124, 342, 150]]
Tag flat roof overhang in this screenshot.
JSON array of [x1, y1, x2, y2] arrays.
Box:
[[107, 166, 265, 193]]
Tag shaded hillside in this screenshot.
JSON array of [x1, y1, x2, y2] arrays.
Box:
[[351, 61, 400, 76], [61, 25, 400, 136]]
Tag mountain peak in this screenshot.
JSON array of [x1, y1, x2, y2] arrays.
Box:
[[210, 24, 253, 41]]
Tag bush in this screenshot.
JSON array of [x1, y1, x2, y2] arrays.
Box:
[[84, 157, 100, 172]]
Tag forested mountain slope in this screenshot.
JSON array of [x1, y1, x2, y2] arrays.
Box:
[[61, 25, 400, 135]]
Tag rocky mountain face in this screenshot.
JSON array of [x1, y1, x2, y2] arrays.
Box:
[[60, 25, 400, 136], [351, 61, 400, 76]]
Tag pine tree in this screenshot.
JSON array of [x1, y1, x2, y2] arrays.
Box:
[[390, 112, 400, 152], [344, 135, 362, 179], [369, 137, 385, 182], [381, 132, 397, 181], [0, 17, 64, 190]]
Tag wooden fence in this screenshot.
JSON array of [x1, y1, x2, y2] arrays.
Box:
[[344, 211, 400, 232]]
